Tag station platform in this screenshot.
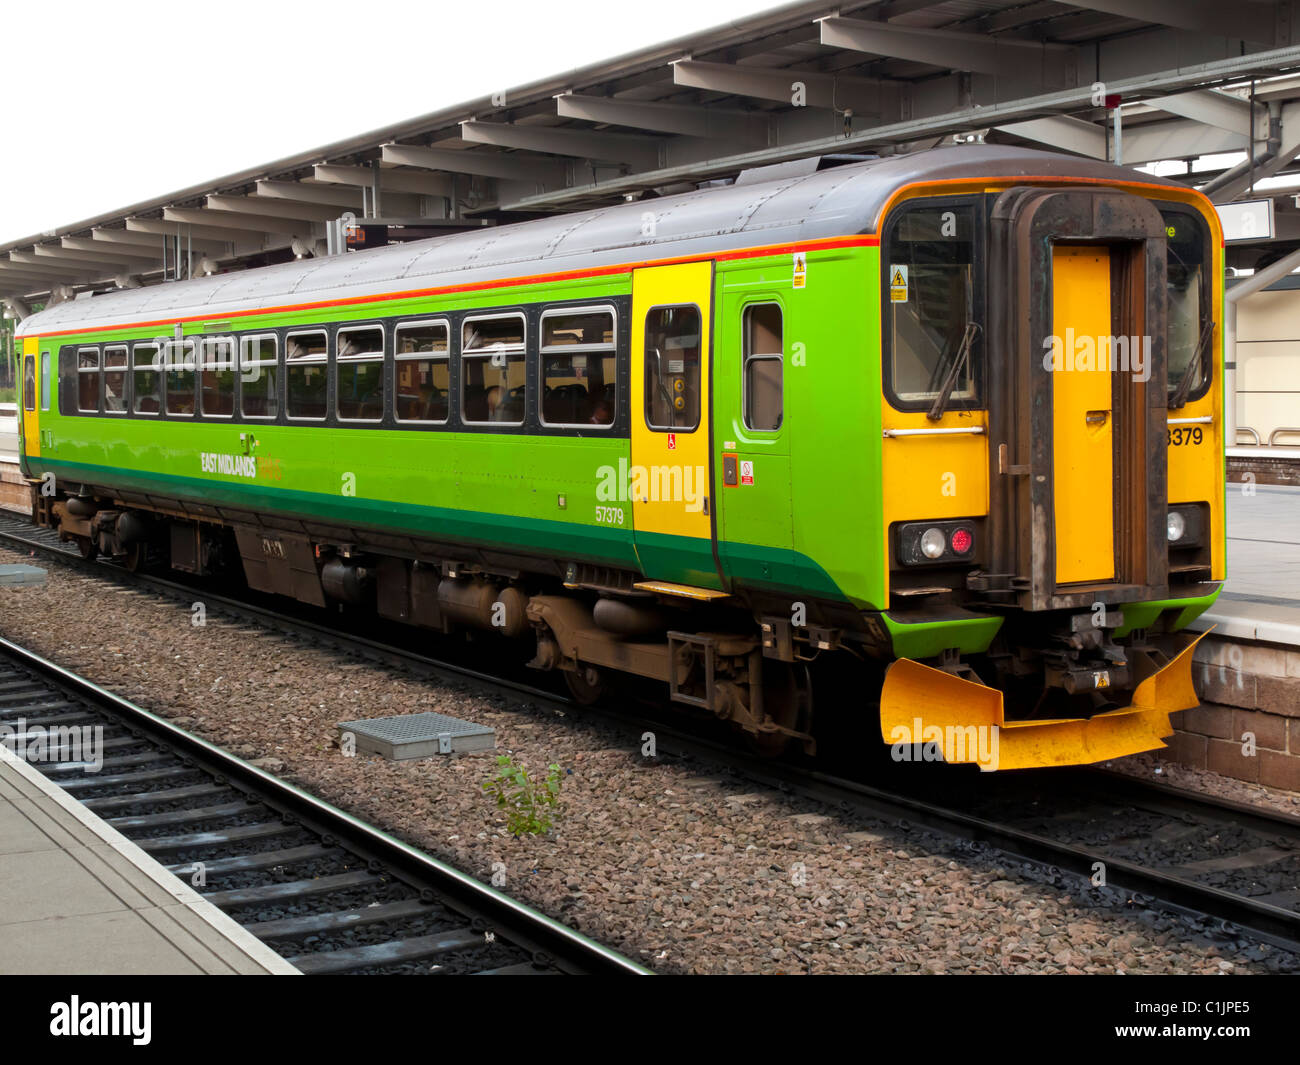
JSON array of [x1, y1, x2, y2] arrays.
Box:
[[0, 748, 296, 975], [1192, 483, 1300, 647]]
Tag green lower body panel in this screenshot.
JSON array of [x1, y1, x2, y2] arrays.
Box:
[[38, 457, 640, 570], [880, 609, 1005, 659], [1111, 584, 1223, 638]]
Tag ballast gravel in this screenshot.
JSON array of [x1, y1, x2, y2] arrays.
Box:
[[1, 546, 1295, 975]]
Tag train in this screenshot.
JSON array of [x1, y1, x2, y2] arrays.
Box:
[[12, 145, 1224, 771]]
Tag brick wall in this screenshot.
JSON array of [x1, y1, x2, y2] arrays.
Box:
[[1228, 456, 1300, 487], [1158, 635, 1300, 792], [0, 463, 29, 513]]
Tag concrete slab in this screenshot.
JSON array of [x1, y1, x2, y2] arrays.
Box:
[[0, 747, 297, 975], [1188, 484, 1300, 647]]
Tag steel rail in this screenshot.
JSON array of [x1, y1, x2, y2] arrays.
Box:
[[0, 624, 649, 975]]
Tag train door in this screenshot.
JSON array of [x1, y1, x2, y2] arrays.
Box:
[[987, 185, 1167, 611], [716, 291, 795, 587], [1050, 246, 1114, 584], [20, 337, 38, 460], [629, 261, 722, 589]]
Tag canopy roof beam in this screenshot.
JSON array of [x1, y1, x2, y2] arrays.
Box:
[[818, 15, 1078, 85], [671, 58, 889, 114], [381, 142, 567, 184], [459, 120, 661, 168], [555, 93, 770, 146]]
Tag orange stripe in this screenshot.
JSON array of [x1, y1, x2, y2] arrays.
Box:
[[31, 234, 879, 340], [874, 173, 1225, 244]]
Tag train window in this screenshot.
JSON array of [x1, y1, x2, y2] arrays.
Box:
[[132, 343, 161, 414], [104, 346, 128, 413], [240, 335, 278, 419], [644, 305, 700, 431], [337, 325, 384, 422], [395, 320, 450, 423], [77, 348, 100, 413], [286, 330, 328, 421], [200, 338, 236, 418], [41, 352, 51, 412], [22, 355, 34, 412], [884, 202, 981, 409], [1162, 207, 1212, 403], [742, 304, 783, 432], [462, 313, 526, 425], [540, 307, 615, 427], [164, 339, 196, 416]]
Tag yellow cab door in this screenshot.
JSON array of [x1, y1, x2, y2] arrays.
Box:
[[21, 337, 39, 460], [1051, 245, 1114, 584], [629, 261, 722, 590]]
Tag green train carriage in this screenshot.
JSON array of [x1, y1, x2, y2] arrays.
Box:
[[14, 145, 1225, 769]]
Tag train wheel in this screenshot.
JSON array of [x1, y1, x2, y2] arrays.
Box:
[[75, 536, 98, 561], [750, 661, 814, 757], [123, 542, 147, 572], [564, 665, 605, 705]]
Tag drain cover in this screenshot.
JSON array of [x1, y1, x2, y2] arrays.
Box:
[[337, 712, 495, 760], [0, 564, 45, 587]]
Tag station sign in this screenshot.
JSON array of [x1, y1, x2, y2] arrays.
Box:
[[1216, 199, 1275, 242]]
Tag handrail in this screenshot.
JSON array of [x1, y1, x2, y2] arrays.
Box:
[[1236, 426, 1262, 445], [1267, 427, 1300, 446], [1167, 416, 1213, 425], [882, 426, 986, 438]]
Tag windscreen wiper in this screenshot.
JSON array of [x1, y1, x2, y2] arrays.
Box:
[[1167, 318, 1214, 411], [927, 322, 980, 422]]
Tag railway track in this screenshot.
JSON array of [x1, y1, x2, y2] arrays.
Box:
[[0, 630, 647, 975], [1, 512, 1298, 960]]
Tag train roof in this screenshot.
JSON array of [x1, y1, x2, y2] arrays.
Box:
[[18, 145, 1184, 338]]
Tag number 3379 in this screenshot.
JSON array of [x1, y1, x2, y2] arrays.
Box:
[[1167, 427, 1203, 446]]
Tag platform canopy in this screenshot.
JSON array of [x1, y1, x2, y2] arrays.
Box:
[[5, 0, 1300, 312]]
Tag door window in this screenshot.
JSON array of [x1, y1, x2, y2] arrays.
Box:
[[644, 305, 701, 431]]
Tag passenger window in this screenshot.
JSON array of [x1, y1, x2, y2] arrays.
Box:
[[286, 331, 328, 420], [336, 325, 384, 422], [644, 305, 700, 431], [164, 340, 196, 416], [395, 321, 449, 423], [78, 348, 100, 413], [132, 343, 161, 414], [200, 338, 236, 417], [104, 347, 128, 413], [884, 202, 979, 407], [462, 314, 526, 425], [742, 304, 783, 432], [240, 335, 278, 419], [22, 356, 34, 412], [541, 308, 615, 427]]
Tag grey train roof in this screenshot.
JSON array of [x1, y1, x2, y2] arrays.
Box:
[[18, 145, 1181, 338]]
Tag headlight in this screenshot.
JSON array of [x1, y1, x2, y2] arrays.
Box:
[[896, 521, 979, 565], [920, 528, 946, 559], [1167, 510, 1186, 543]]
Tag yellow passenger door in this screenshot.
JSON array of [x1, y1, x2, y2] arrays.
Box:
[[630, 261, 721, 588], [21, 337, 38, 459], [1050, 246, 1114, 584]]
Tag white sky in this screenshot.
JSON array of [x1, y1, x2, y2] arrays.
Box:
[[0, 0, 766, 245]]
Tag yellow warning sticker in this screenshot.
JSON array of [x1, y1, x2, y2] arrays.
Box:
[[792, 252, 807, 289], [889, 264, 908, 303]]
